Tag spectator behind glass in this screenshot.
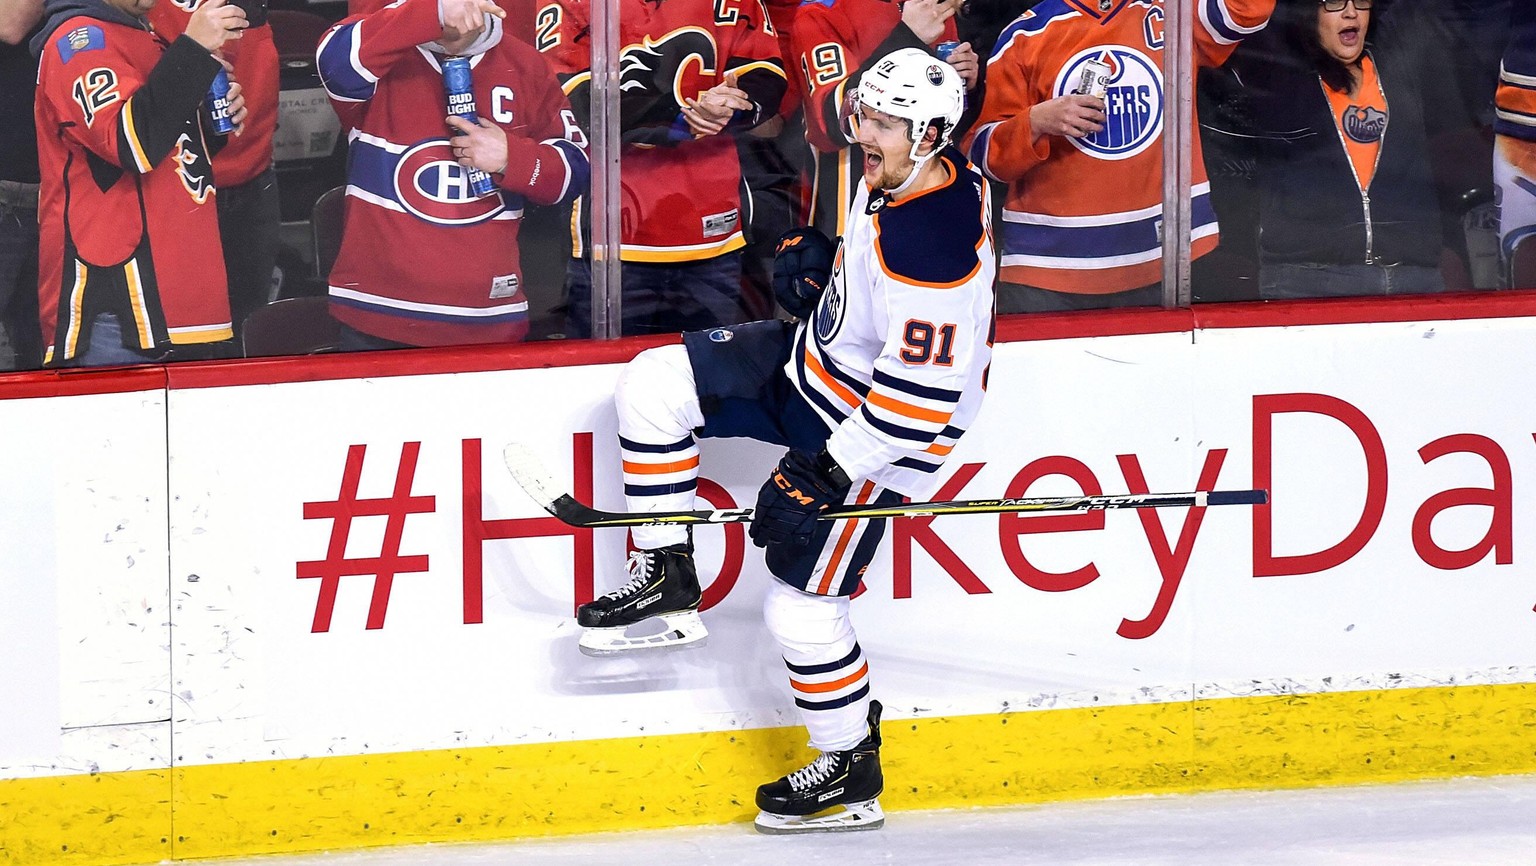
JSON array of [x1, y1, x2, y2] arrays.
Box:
[[1494, 1, 1536, 286], [539, 0, 787, 338], [31, 0, 247, 367], [0, 0, 44, 370], [790, 0, 976, 240], [146, 0, 279, 349], [1229, 0, 1450, 300], [315, 0, 590, 350], [965, 0, 1274, 314]]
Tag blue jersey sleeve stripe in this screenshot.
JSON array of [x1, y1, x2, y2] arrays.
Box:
[[545, 139, 589, 205], [860, 406, 938, 443], [872, 368, 962, 402], [1199, 0, 1266, 45], [316, 23, 377, 102]]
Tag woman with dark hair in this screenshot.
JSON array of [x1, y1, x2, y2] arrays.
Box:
[[1231, 0, 1449, 299]]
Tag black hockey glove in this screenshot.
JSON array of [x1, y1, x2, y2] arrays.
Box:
[[772, 227, 837, 320], [750, 448, 852, 548]]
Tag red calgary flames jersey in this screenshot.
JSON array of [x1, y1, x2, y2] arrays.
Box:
[[35, 17, 231, 363], [538, 0, 786, 262], [146, 1, 278, 187]]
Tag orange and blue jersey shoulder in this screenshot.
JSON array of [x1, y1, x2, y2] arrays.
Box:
[[788, 150, 995, 499]]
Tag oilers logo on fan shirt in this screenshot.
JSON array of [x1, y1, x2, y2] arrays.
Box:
[[392, 139, 506, 225], [1055, 46, 1164, 161]]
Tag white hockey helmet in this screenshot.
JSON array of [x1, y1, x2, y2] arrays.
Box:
[[843, 47, 965, 164]]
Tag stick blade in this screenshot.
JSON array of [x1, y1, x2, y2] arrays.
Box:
[[502, 442, 559, 511]]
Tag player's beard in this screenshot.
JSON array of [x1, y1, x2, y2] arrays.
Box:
[[860, 143, 917, 192]]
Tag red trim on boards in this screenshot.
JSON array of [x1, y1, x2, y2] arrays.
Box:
[[2, 291, 1534, 400]]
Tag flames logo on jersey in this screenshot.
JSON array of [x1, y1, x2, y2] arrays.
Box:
[[392, 139, 506, 225], [1055, 46, 1164, 161], [619, 27, 718, 106], [172, 133, 214, 204]]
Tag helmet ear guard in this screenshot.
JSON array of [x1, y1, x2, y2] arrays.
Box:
[[850, 47, 965, 163]]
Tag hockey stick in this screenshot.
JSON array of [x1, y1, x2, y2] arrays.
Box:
[[503, 443, 1268, 529]]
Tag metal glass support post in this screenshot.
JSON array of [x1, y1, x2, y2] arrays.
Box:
[[588, 0, 622, 339], [1161, 0, 1194, 308]]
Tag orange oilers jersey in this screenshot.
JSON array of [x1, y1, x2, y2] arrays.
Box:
[[538, 0, 787, 263], [790, 0, 956, 238], [791, 148, 995, 499], [145, 2, 278, 187], [966, 0, 1272, 294], [34, 18, 231, 363], [1496, 3, 1536, 142]]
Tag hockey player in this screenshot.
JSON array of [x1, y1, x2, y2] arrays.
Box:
[[1496, 1, 1536, 285], [316, 0, 589, 348], [966, 0, 1273, 311], [574, 48, 995, 833], [791, 0, 975, 239], [32, 0, 248, 366]]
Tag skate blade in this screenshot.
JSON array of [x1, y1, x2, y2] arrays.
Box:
[[577, 611, 708, 657], [754, 799, 885, 835]]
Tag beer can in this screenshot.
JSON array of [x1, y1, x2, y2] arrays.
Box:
[[441, 56, 496, 198], [1075, 59, 1111, 100], [934, 40, 960, 62], [207, 68, 235, 135]]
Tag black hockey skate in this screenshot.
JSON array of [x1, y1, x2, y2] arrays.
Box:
[[754, 700, 884, 834], [575, 542, 706, 656]]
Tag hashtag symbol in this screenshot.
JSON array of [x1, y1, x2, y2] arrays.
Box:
[[297, 442, 437, 632]]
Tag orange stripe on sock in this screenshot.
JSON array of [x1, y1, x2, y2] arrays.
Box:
[[622, 456, 700, 475], [791, 661, 870, 694]]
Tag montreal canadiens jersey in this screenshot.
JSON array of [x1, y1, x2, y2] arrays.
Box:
[[791, 0, 957, 238], [1496, 2, 1536, 142], [966, 0, 1272, 294], [317, 0, 589, 345], [34, 16, 231, 363], [538, 0, 786, 262], [146, 1, 278, 187], [790, 148, 996, 499]]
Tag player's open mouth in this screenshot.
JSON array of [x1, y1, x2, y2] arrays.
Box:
[[1338, 25, 1360, 46], [865, 151, 882, 173]]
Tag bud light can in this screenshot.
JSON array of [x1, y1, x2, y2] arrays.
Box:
[[442, 55, 496, 198], [207, 67, 234, 135], [934, 40, 960, 62], [1074, 59, 1112, 100]]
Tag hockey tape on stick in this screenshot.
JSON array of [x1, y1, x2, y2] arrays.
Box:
[[503, 443, 1269, 529]]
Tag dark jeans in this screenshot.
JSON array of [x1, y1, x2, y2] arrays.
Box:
[[564, 252, 750, 338], [219, 165, 281, 339], [998, 281, 1164, 313], [0, 184, 41, 370], [1259, 262, 1448, 300]]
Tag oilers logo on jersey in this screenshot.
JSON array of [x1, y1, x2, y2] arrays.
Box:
[[813, 266, 846, 345], [1053, 46, 1163, 161], [392, 139, 507, 225]]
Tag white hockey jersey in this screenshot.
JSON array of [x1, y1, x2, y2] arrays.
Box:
[[788, 148, 996, 499]]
